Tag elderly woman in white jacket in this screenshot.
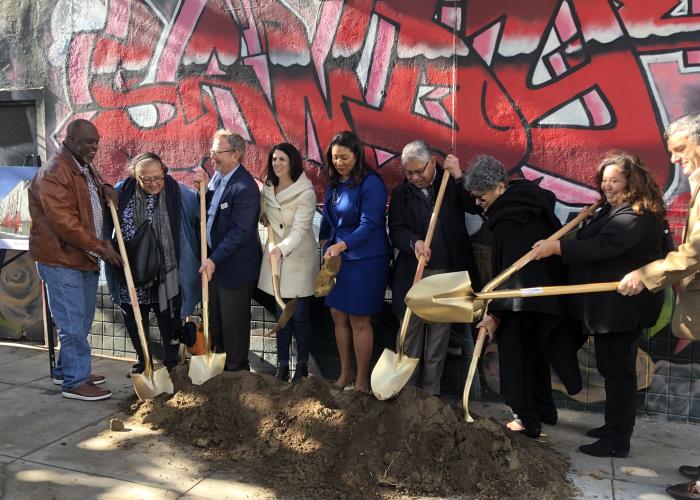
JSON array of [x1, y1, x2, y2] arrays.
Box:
[[258, 143, 319, 381]]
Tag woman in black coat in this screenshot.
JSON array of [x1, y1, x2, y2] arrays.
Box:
[[464, 155, 579, 438], [531, 152, 665, 457]]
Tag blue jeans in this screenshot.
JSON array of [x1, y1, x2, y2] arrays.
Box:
[[37, 263, 98, 390], [276, 296, 312, 366]]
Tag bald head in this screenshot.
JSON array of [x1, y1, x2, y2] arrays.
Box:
[[65, 119, 100, 164]]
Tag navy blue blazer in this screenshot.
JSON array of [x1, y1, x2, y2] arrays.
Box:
[[319, 173, 390, 261], [207, 165, 262, 289]]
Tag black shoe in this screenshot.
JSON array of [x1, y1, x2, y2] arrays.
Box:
[[579, 438, 629, 458], [127, 363, 145, 379], [506, 420, 541, 439], [586, 425, 608, 439], [679, 466, 700, 481], [667, 480, 700, 500], [291, 364, 308, 382], [538, 409, 558, 426], [275, 364, 289, 381]]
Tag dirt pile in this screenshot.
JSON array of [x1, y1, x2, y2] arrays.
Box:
[[129, 367, 575, 499]]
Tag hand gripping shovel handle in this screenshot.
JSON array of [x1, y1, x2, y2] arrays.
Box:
[[462, 199, 602, 422], [108, 200, 154, 379], [396, 168, 451, 360]]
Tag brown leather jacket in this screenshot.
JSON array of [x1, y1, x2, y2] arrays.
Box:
[[29, 146, 111, 271]]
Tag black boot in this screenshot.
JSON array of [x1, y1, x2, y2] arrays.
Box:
[[579, 437, 629, 458], [291, 363, 308, 382], [127, 361, 145, 379], [586, 425, 608, 439], [275, 364, 289, 381]]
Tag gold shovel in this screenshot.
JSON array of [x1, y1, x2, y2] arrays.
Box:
[[370, 166, 452, 400], [266, 226, 298, 335], [188, 179, 226, 385], [108, 201, 174, 400], [407, 277, 619, 322], [406, 200, 601, 420]]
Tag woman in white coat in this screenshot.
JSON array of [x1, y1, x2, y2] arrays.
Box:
[[258, 143, 319, 381]]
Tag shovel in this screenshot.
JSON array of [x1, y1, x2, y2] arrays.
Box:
[[108, 201, 174, 400], [188, 179, 226, 385], [407, 277, 619, 319], [370, 165, 452, 400], [405, 200, 601, 421], [266, 226, 298, 335]]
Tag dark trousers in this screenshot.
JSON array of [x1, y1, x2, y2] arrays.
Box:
[[209, 279, 254, 371], [121, 302, 180, 369], [594, 329, 640, 444], [496, 311, 558, 430], [276, 296, 312, 366]]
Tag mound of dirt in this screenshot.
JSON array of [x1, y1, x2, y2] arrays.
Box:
[[128, 367, 575, 499]]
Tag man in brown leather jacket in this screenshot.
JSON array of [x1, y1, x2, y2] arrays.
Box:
[[29, 119, 121, 401]]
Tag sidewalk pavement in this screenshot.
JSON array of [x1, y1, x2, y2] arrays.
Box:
[[0, 341, 696, 499]]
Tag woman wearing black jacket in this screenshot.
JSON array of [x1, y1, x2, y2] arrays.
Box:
[[532, 152, 665, 458], [464, 155, 580, 438]]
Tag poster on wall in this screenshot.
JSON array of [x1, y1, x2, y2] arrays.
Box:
[[0, 166, 37, 251]]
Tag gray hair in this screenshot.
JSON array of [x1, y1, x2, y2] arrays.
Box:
[[665, 114, 700, 144], [401, 140, 432, 165], [214, 129, 246, 155], [463, 155, 508, 193], [127, 152, 167, 177]]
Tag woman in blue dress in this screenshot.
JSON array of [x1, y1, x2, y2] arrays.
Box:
[[320, 131, 391, 393]]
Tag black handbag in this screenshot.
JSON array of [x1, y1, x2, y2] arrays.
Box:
[[124, 221, 163, 287]]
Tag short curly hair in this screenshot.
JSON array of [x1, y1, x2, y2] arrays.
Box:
[[463, 155, 508, 193]]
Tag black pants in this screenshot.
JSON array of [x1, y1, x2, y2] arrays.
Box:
[[209, 279, 254, 371], [496, 311, 558, 430], [594, 329, 640, 445], [121, 302, 180, 369]]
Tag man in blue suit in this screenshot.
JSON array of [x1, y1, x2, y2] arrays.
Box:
[[196, 130, 261, 371]]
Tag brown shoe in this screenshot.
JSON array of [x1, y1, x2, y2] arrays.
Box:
[[62, 382, 112, 401], [53, 374, 106, 386], [88, 374, 106, 385]]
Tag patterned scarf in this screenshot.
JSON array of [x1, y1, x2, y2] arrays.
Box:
[[133, 185, 179, 314]]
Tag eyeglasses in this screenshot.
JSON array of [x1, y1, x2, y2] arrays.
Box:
[[472, 192, 488, 203], [137, 175, 166, 184], [401, 161, 430, 179], [209, 149, 235, 156]]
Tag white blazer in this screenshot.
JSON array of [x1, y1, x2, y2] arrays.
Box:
[[258, 172, 319, 298]]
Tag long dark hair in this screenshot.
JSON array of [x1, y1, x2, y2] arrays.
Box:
[[265, 143, 304, 187], [595, 152, 666, 220], [324, 131, 377, 188]]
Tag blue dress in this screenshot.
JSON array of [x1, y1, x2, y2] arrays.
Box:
[[320, 173, 391, 315]]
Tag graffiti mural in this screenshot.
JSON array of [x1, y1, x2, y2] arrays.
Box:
[[5, 0, 697, 417]]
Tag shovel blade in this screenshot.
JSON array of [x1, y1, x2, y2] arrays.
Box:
[[188, 352, 226, 385], [132, 367, 174, 400], [405, 271, 477, 323], [268, 298, 299, 335], [370, 348, 419, 400]]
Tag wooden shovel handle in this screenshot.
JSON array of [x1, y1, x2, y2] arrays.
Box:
[[397, 168, 453, 358], [476, 281, 619, 300], [108, 200, 153, 378], [198, 180, 211, 355], [413, 168, 452, 283], [267, 226, 286, 310], [480, 200, 602, 293]]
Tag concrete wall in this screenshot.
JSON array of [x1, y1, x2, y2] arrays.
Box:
[[2, 0, 700, 421]]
